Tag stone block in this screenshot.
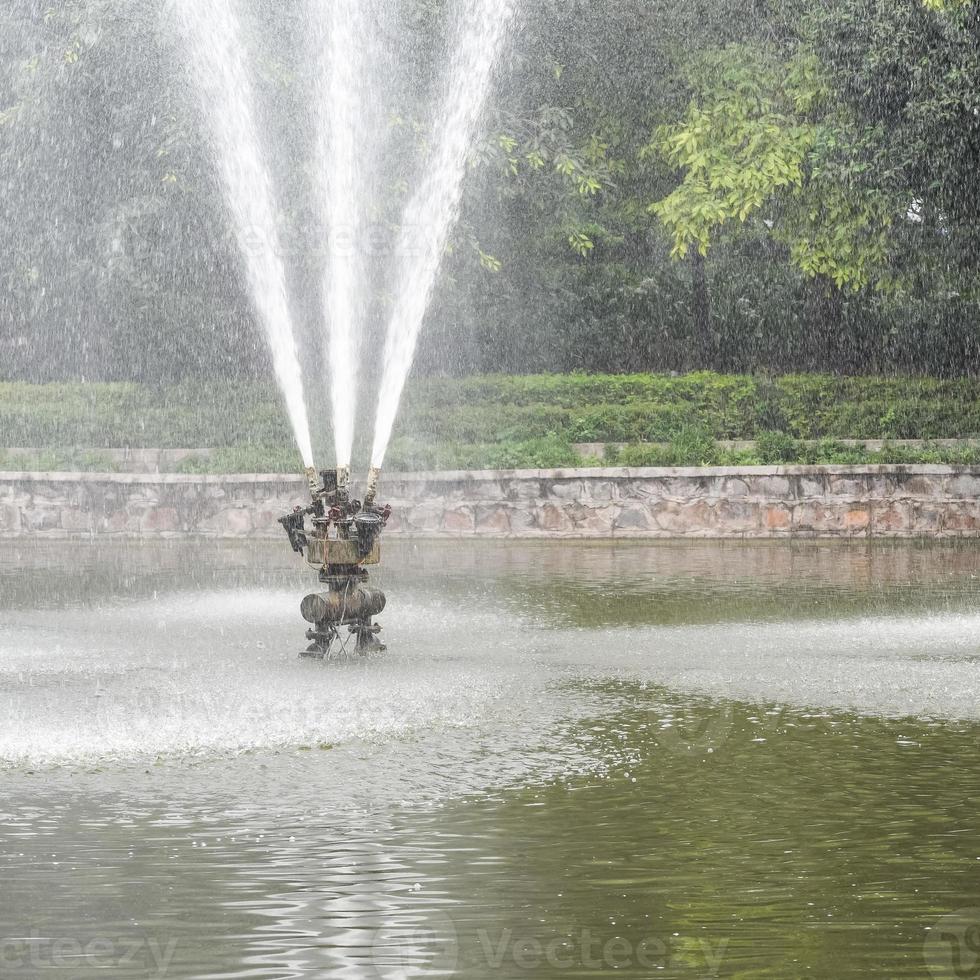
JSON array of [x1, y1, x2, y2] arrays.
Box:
[[575, 505, 619, 534], [843, 507, 871, 532], [942, 502, 980, 532], [949, 475, 980, 498], [198, 508, 252, 536], [459, 479, 506, 501], [585, 481, 619, 502], [715, 499, 760, 533], [764, 506, 791, 530], [793, 502, 843, 532], [442, 507, 476, 532], [142, 507, 181, 533], [104, 509, 140, 533], [405, 502, 447, 533], [21, 508, 61, 532], [893, 474, 940, 497], [0, 504, 21, 532], [511, 479, 549, 503], [796, 476, 826, 499], [722, 478, 750, 498], [652, 500, 715, 534], [828, 477, 869, 498], [614, 506, 654, 531], [475, 506, 512, 534], [61, 507, 94, 532], [911, 503, 943, 533], [662, 478, 707, 500], [549, 480, 586, 501], [537, 503, 575, 532], [873, 503, 912, 533], [748, 475, 791, 497]]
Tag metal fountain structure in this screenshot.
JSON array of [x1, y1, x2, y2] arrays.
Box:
[[279, 466, 390, 659]]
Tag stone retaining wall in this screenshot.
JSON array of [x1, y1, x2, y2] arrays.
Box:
[[0, 466, 978, 539]]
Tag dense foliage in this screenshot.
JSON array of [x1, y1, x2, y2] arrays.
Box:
[[2, 374, 980, 471], [0, 0, 977, 385]]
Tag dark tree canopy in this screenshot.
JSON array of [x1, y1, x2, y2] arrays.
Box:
[[0, 0, 977, 383]]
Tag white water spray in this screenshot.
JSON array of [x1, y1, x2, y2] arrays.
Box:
[[370, 0, 517, 468], [174, 0, 315, 467], [312, 0, 367, 470]]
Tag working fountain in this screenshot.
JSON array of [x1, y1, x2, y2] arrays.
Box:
[[174, 0, 516, 656], [3, 5, 979, 976]]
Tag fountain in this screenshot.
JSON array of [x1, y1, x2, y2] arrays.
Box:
[[175, 0, 517, 655], [279, 468, 391, 658], [4, 6, 979, 976]]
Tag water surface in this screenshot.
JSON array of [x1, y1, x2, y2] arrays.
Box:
[[1, 539, 979, 978]]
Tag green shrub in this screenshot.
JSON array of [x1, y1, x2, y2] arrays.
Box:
[[175, 445, 304, 474], [616, 427, 720, 467], [385, 436, 584, 472], [755, 431, 799, 463], [3, 374, 980, 472]]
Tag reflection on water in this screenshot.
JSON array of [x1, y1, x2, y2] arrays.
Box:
[[1, 539, 979, 978]]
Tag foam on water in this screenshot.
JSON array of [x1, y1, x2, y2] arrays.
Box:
[[174, 0, 314, 466], [4, 579, 980, 769], [370, 0, 517, 467], [0, 590, 533, 767]]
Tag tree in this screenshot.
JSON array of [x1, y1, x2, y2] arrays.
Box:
[[646, 45, 896, 291]]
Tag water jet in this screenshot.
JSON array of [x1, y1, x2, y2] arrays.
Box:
[[173, 0, 316, 469]]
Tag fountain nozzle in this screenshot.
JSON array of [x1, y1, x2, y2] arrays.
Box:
[[305, 466, 320, 502], [364, 467, 381, 508], [337, 464, 351, 495]]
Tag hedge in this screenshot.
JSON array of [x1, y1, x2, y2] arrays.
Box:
[[1, 374, 979, 471]]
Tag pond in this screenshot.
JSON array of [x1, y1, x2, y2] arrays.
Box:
[[1, 539, 979, 978]]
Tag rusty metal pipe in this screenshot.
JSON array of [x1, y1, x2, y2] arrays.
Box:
[[300, 587, 387, 625]]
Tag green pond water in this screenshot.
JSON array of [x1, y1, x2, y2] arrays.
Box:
[[1, 539, 979, 978]]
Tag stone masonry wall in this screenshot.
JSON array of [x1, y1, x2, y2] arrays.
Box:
[[0, 466, 979, 539]]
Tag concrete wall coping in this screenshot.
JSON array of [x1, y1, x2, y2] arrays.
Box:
[[1, 463, 979, 485]]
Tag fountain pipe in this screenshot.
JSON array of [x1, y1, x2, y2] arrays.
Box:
[[363, 467, 381, 508], [305, 466, 320, 502], [337, 465, 351, 495]]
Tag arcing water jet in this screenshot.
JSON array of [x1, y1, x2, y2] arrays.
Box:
[[369, 0, 517, 469], [173, 0, 315, 467], [310, 0, 368, 472]]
